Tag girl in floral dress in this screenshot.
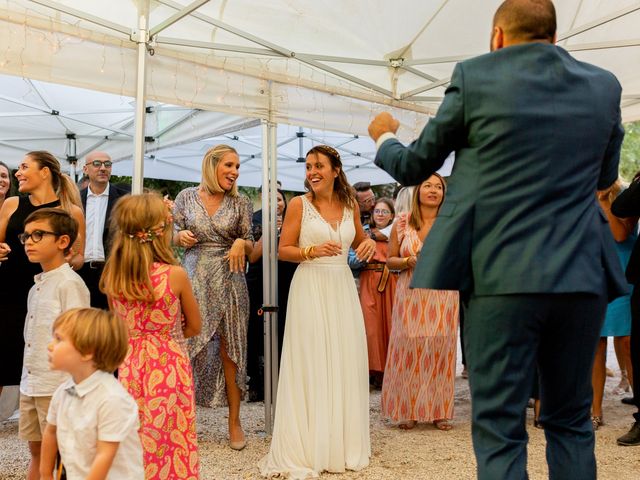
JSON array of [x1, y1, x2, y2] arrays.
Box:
[[101, 193, 202, 479]]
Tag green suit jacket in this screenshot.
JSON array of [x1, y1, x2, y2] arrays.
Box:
[[376, 43, 627, 300]]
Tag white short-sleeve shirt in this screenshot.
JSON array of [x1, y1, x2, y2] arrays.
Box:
[[47, 370, 144, 480], [20, 263, 90, 396]]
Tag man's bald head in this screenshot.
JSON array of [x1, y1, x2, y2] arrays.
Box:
[[85, 151, 111, 165], [493, 0, 556, 45], [83, 151, 112, 191]]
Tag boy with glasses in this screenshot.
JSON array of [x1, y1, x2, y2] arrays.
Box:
[[18, 208, 89, 480], [78, 151, 129, 309]]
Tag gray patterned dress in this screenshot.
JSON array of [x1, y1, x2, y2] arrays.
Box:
[[173, 187, 253, 407]]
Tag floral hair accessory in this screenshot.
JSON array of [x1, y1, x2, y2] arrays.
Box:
[[128, 224, 165, 243]]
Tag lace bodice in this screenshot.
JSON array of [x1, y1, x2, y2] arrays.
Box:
[[299, 195, 355, 265]]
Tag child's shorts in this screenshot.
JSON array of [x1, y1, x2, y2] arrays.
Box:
[[18, 394, 52, 441]]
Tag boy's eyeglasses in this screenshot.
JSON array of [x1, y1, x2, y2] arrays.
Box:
[[18, 230, 59, 244], [90, 160, 113, 168], [374, 209, 391, 215]]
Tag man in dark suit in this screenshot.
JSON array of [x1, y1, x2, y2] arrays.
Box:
[[78, 151, 129, 309], [368, 1, 627, 478], [611, 174, 640, 446]]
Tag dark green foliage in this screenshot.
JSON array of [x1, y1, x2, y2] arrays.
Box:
[[621, 121, 640, 181], [109, 176, 264, 202]]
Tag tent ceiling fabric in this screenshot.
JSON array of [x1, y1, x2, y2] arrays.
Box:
[[0, 0, 639, 138]]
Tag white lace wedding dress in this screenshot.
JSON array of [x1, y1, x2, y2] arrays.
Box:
[[258, 195, 370, 479]]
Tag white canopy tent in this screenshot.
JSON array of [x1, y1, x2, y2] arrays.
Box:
[[0, 73, 258, 172], [0, 0, 639, 134], [1, 0, 639, 430], [0, 74, 412, 190]]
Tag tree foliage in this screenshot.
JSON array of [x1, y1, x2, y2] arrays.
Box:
[[620, 121, 640, 180], [109, 175, 261, 201]]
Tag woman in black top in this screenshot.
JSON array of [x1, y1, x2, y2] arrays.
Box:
[[0, 151, 84, 392]]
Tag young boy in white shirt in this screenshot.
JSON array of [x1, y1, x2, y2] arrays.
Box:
[[40, 307, 144, 480], [18, 208, 90, 480]]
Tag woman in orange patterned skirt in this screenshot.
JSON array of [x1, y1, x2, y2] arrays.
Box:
[[382, 174, 459, 430]]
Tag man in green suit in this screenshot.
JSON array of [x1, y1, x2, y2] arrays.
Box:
[[369, 1, 627, 478]]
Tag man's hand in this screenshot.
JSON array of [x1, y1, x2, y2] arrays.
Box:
[[368, 112, 400, 142]]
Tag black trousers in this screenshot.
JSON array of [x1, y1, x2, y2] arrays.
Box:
[[630, 287, 640, 422], [77, 262, 109, 310], [465, 291, 606, 480], [246, 276, 265, 397]]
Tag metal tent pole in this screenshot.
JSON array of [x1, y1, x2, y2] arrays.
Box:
[[131, 1, 150, 194], [268, 122, 279, 411], [261, 116, 279, 434], [65, 132, 77, 181], [260, 120, 271, 434]]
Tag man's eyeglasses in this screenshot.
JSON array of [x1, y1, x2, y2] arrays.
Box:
[[90, 160, 113, 168], [18, 230, 59, 244], [374, 209, 391, 215]]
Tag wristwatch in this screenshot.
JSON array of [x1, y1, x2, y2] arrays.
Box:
[[370, 231, 377, 241]]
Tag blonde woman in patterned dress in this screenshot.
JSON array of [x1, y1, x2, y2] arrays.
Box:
[[173, 145, 254, 450], [382, 174, 459, 430], [101, 193, 202, 479]]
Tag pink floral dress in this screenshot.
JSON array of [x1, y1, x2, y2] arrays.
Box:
[[112, 263, 198, 480]]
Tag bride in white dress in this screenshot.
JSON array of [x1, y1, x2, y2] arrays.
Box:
[[259, 145, 376, 479]]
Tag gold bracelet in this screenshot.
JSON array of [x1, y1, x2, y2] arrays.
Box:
[[301, 246, 313, 261], [306, 245, 313, 259], [309, 246, 316, 258], [402, 256, 410, 269]]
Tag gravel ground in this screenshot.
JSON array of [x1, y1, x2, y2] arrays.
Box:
[[1, 358, 639, 479]]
